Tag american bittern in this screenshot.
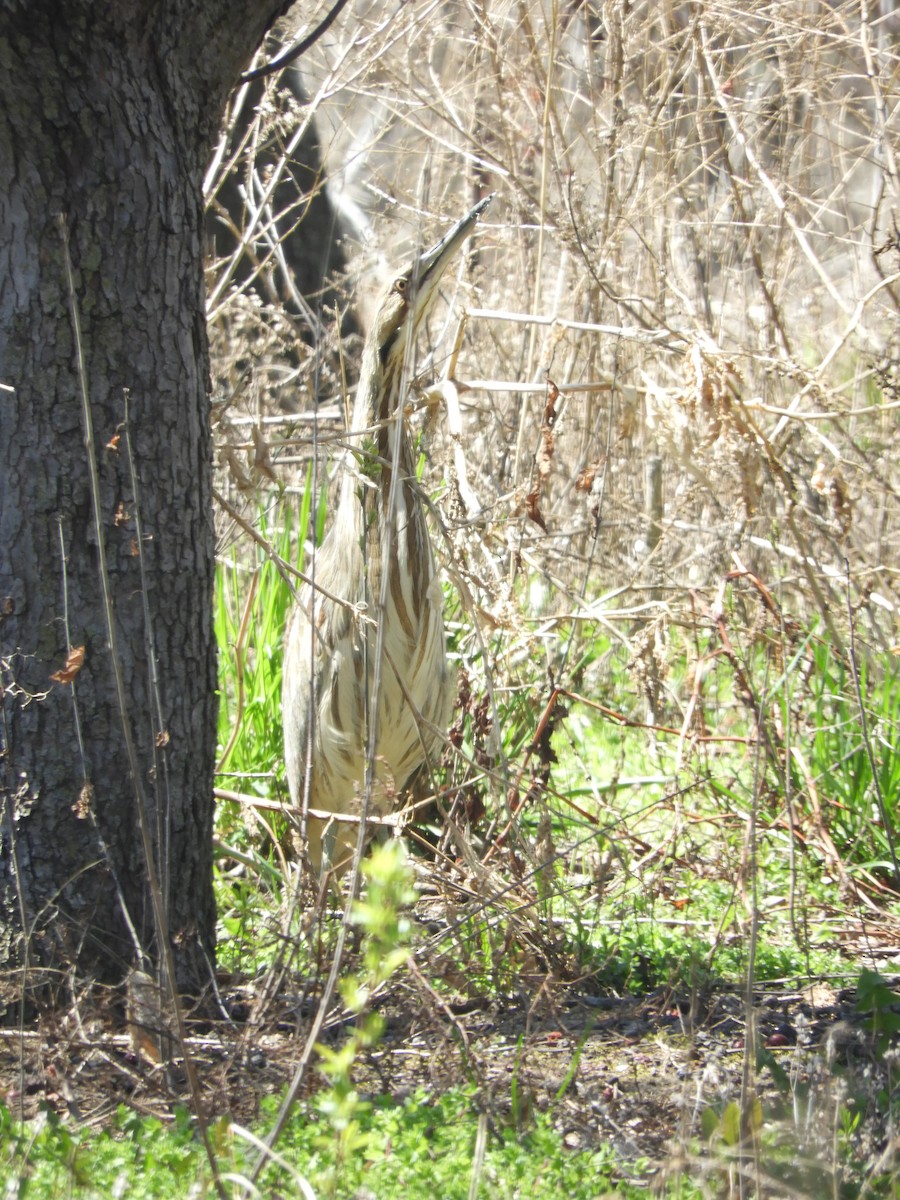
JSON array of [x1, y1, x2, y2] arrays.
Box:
[[282, 196, 491, 873]]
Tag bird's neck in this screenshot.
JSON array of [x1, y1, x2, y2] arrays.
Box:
[[350, 342, 416, 474]]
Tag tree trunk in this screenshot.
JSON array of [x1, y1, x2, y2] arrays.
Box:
[[0, 0, 290, 995]]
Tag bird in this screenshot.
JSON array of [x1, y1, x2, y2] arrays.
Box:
[[282, 195, 492, 874]]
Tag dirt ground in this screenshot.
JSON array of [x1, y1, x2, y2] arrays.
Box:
[[1, 943, 896, 1192]]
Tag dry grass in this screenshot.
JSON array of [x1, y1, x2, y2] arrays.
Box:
[[207, 0, 900, 915], [208, 0, 899, 797], [204, 3, 900, 1185], [211, 0, 900, 625]]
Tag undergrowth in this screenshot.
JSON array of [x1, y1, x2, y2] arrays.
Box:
[[0, 1089, 672, 1200], [7, 2, 900, 1198], [204, 483, 900, 1197], [211, 495, 900, 995]]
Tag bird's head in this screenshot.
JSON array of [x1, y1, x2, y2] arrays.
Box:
[[369, 194, 493, 381]]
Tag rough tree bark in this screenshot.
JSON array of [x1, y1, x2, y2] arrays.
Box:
[[0, 0, 292, 995]]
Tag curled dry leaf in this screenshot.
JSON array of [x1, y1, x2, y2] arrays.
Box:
[[682, 342, 741, 442], [528, 377, 559, 527], [576, 458, 604, 491], [525, 486, 547, 531], [50, 644, 85, 685], [536, 424, 554, 480], [250, 424, 278, 485], [220, 444, 255, 494], [126, 969, 164, 1065], [72, 782, 94, 819], [537, 377, 558, 478], [543, 377, 560, 427]]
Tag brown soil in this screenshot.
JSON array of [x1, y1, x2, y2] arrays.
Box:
[[0, 958, 895, 1191]]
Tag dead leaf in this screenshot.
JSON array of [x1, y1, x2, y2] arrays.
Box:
[[250, 424, 278, 484], [114, 501, 130, 527], [72, 782, 94, 819], [50, 645, 85, 685], [576, 458, 604, 491], [220, 445, 255, 494], [536, 424, 554, 479], [525, 487, 547, 531], [126, 969, 163, 1065], [543, 377, 560, 427]]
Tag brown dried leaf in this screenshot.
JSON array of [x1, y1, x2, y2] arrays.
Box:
[[127, 969, 163, 1065], [114, 500, 130, 527], [576, 458, 604, 491], [525, 487, 547, 531], [72, 782, 94, 819], [543, 377, 560, 427], [680, 342, 742, 444], [464, 788, 485, 826], [536, 424, 554, 479], [618, 404, 637, 442], [50, 645, 85, 685], [250, 425, 278, 485], [220, 445, 255, 494]]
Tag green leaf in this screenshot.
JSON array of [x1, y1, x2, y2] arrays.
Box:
[[700, 1106, 720, 1141], [721, 1101, 742, 1146]]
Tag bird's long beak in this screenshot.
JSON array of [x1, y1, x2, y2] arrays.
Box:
[[412, 194, 494, 297]]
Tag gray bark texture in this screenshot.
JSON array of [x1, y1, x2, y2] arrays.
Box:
[[0, 0, 290, 994]]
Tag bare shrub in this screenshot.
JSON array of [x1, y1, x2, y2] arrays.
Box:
[[210, 0, 900, 924]]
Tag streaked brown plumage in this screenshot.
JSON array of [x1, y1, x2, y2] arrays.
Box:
[[282, 197, 491, 873]]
